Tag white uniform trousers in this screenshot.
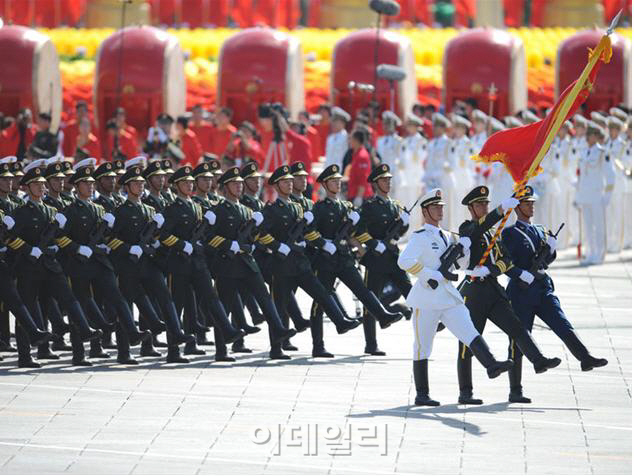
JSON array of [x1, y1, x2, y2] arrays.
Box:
[[411, 303, 479, 361], [581, 202, 607, 263]]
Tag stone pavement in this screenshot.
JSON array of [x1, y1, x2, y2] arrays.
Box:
[[0, 249, 630, 474]]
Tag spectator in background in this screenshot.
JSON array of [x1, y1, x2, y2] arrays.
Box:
[[0, 108, 36, 159], [324, 107, 350, 170], [62, 100, 91, 157], [190, 104, 214, 153], [144, 113, 173, 159], [75, 116, 101, 160], [174, 115, 203, 166], [315, 103, 332, 157], [224, 121, 264, 168], [298, 111, 321, 161], [288, 118, 315, 197], [347, 129, 373, 206], [29, 112, 59, 159], [115, 107, 138, 148], [210, 107, 236, 157], [105, 118, 138, 161]]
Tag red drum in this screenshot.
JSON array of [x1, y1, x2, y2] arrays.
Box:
[[443, 28, 527, 117], [217, 27, 304, 124], [0, 25, 62, 132], [556, 30, 631, 113], [331, 29, 416, 119], [94, 26, 185, 137]]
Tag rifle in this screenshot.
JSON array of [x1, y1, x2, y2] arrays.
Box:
[[28, 222, 60, 262], [519, 222, 565, 289], [427, 221, 476, 290], [191, 220, 210, 254], [374, 195, 421, 254], [286, 217, 309, 254], [235, 218, 256, 254], [131, 220, 158, 263], [77, 218, 109, 263]]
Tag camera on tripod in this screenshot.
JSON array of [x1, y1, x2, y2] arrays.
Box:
[[258, 102, 288, 142]]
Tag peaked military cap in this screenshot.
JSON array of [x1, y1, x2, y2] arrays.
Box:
[[161, 159, 175, 174], [268, 165, 294, 185], [382, 110, 402, 126], [241, 161, 262, 179], [331, 107, 351, 122], [10, 160, 24, 177], [219, 166, 244, 185], [432, 113, 450, 128], [169, 165, 194, 184], [514, 185, 537, 202], [420, 188, 445, 207], [70, 159, 96, 184], [119, 165, 146, 185], [44, 160, 66, 179], [193, 161, 214, 179], [93, 161, 118, 179], [316, 164, 343, 183], [0, 162, 14, 177], [20, 160, 47, 186], [367, 163, 392, 183], [462, 185, 490, 205], [289, 161, 308, 176], [206, 158, 222, 175], [143, 160, 166, 178], [112, 159, 125, 175]]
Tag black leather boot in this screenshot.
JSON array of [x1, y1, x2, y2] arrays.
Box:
[[89, 339, 111, 359], [508, 351, 531, 403], [469, 335, 513, 379], [513, 331, 561, 374], [413, 360, 439, 406], [361, 290, 403, 329], [560, 329, 608, 371], [67, 301, 103, 343], [166, 346, 189, 364], [457, 345, 482, 405]]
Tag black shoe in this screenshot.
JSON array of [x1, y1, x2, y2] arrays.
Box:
[[533, 357, 561, 374], [414, 394, 440, 406], [194, 323, 211, 334], [18, 360, 42, 368], [231, 344, 253, 353], [242, 325, 261, 335], [117, 357, 139, 365], [129, 330, 152, 347], [71, 359, 93, 367], [312, 349, 334, 358], [215, 354, 236, 362], [282, 343, 299, 351], [0, 342, 17, 352], [184, 343, 206, 356], [378, 312, 403, 330], [197, 337, 215, 346], [251, 314, 266, 326], [364, 347, 386, 356], [581, 356, 608, 371], [140, 343, 162, 357], [81, 329, 103, 343], [487, 359, 513, 379], [152, 337, 168, 347], [509, 391, 532, 403], [166, 353, 190, 364], [89, 350, 110, 359], [336, 319, 362, 335], [458, 393, 483, 405], [269, 350, 292, 360], [36, 351, 60, 360], [173, 333, 196, 346], [293, 318, 311, 333], [30, 331, 56, 348], [102, 340, 118, 350], [51, 341, 73, 352], [224, 329, 246, 346], [272, 328, 296, 345]]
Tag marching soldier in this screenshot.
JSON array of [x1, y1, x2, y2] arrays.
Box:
[[398, 188, 513, 406], [159, 165, 245, 357], [161, 159, 177, 204], [7, 161, 102, 367], [354, 164, 412, 355], [208, 166, 297, 358], [502, 186, 608, 401], [456, 186, 561, 405], [143, 159, 169, 213], [258, 165, 361, 358], [605, 116, 628, 253], [107, 164, 195, 364], [376, 111, 403, 201], [56, 158, 153, 365], [43, 157, 74, 211], [8, 160, 26, 206], [94, 161, 124, 213]]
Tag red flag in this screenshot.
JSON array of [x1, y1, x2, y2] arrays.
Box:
[[472, 35, 613, 183]]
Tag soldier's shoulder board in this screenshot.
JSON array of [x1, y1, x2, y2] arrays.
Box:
[[414, 226, 426, 234]]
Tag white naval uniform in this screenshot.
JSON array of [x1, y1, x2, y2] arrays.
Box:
[[531, 140, 563, 236], [324, 129, 348, 170], [471, 131, 488, 184], [450, 135, 475, 226], [423, 135, 456, 230], [604, 136, 628, 253], [377, 133, 404, 193], [400, 133, 427, 232], [576, 143, 616, 264], [556, 135, 578, 247], [398, 224, 479, 361]]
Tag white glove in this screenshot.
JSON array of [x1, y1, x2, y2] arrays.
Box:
[[375, 241, 386, 254], [152, 213, 165, 229], [399, 211, 410, 226], [519, 270, 534, 285], [78, 245, 93, 258], [322, 240, 336, 255], [204, 210, 216, 225], [424, 268, 444, 282], [230, 241, 240, 254], [103, 212, 115, 228], [97, 244, 111, 254], [182, 241, 193, 255], [303, 211, 314, 225], [458, 236, 471, 249], [348, 210, 360, 225], [466, 266, 490, 278], [151, 240, 160, 249], [30, 247, 42, 259], [2, 215, 15, 230], [297, 240, 306, 248], [252, 211, 263, 226], [278, 243, 291, 256], [129, 245, 143, 258], [54, 213, 67, 229], [546, 235, 557, 251], [500, 196, 520, 212]]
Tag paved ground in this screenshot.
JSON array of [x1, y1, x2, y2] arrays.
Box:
[[0, 248, 630, 475]]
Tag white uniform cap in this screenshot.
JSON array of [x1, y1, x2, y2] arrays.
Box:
[[0, 156, 17, 164], [73, 157, 97, 170], [125, 156, 147, 169], [381, 110, 402, 126], [330, 107, 351, 122]]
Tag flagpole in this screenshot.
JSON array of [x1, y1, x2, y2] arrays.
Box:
[[472, 25, 616, 271]]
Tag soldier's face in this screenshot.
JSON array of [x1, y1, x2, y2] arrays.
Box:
[[518, 201, 534, 218], [28, 181, 45, 199], [127, 180, 145, 197], [469, 201, 489, 219], [376, 177, 391, 193], [196, 177, 212, 193], [226, 181, 243, 197], [47, 177, 64, 194], [76, 181, 94, 199], [276, 178, 293, 196], [424, 204, 443, 223], [177, 180, 194, 196], [292, 175, 306, 193], [0, 177, 11, 193], [325, 177, 341, 195], [99, 176, 116, 193], [149, 174, 165, 191], [246, 176, 262, 194]]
